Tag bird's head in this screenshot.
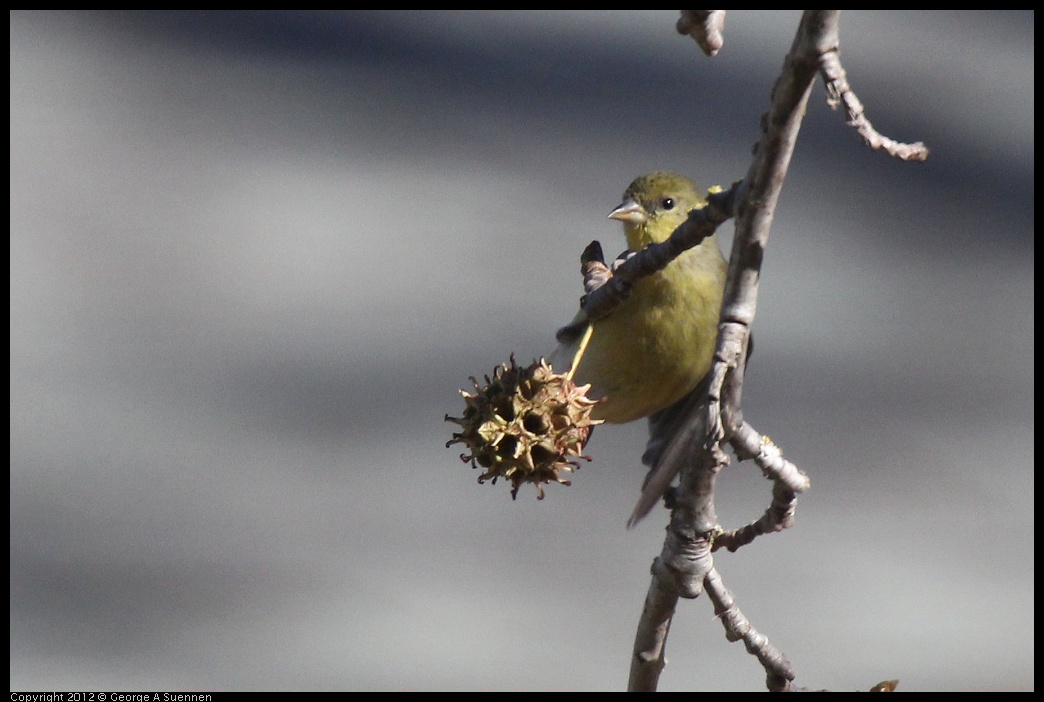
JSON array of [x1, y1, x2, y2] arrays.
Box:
[[608, 171, 707, 250]]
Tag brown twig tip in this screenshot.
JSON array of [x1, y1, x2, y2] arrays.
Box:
[[677, 10, 727, 56], [820, 50, 930, 161], [579, 240, 612, 295]]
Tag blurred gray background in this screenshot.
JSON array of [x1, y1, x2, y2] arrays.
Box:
[[10, 10, 1033, 691]]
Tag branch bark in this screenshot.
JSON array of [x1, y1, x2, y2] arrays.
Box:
[[557, 10, 927, 691], [627, 10, 924, 691]]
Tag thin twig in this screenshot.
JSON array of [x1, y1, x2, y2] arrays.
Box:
[[820, 48, 929, 161], [704, 567, 795, 690]]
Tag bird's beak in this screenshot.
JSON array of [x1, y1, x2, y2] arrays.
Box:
[[608, 197, 647, 225]]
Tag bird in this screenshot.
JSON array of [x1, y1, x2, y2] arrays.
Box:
[[551, 171, 728, 425]]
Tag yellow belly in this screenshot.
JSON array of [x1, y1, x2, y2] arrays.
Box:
[[573, 250, 724, 424]]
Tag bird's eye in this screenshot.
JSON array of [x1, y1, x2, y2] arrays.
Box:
[[661, 197, 675, 210]]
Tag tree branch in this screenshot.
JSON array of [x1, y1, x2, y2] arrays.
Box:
[[626, 11, 828, 691], [557, 10, 927, 691]]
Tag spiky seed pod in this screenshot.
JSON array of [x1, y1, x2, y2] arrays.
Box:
[[446, 355, 603, 499]]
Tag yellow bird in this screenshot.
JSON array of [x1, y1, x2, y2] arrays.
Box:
[[552, 172, 727, 424]]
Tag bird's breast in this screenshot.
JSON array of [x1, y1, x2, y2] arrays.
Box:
[[575, 253, 724, 424]]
